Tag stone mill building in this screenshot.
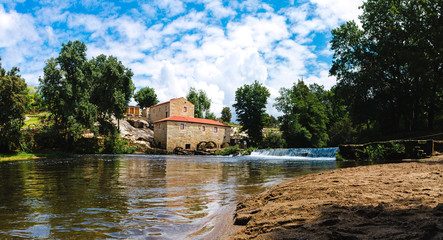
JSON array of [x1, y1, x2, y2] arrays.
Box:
[[147, 97, 231, 152]]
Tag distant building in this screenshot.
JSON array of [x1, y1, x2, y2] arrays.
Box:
[[153, 116, 231, 151], [146, 97, 195, 123], [126, 105, 141, 117]]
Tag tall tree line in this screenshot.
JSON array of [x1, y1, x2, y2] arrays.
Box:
[[330, 0, 442, 135]]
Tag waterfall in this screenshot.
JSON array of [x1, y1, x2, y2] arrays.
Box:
[[251, 147, 338, 159]]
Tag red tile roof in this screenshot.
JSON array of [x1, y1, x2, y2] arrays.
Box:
[[154, 116, 230, 127]]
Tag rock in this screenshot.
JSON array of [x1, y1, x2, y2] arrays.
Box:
[[113, 118, 155, 148], [234, 214, 252, 226]]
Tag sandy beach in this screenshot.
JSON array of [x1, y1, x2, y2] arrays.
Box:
[[231, 156, 443, 239]]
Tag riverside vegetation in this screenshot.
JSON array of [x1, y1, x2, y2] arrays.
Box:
[[1, 0, 442, 159]]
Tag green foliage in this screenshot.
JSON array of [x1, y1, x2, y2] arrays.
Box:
[[186, 87, 211, 118], [133, 87, 158, 109], [360, 142, 406, 161], [233, 80, 270, 147], [330, 0, 443, 135], [263, 114, 278, 128], [102, 132, 135, 154], [25, 86, 45, 112], [221, 106, 232, 123], [90, 54, 135, 121], [275, 80, 329, 148], [241, 147, 258, 156], [215, 145, 240, 156], [0, 59, 27, 152], [335, 151, 345, 161], [39, 40, 134, 147], [261, 132, 286, 148], [205, 111, 217, 120]]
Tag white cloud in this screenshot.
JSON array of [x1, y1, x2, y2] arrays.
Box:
[[154, 0, 185, 17], [0, 6, 40, 48], [0, 0, 364, 117]]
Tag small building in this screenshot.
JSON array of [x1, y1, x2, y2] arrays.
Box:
[[126, 105, 141, 117], [153, 116, 231, 151], [147, 97, 195, 123]]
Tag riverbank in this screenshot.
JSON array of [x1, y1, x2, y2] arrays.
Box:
[[232, 156, 443, 239], [0, 151, 72, 162]]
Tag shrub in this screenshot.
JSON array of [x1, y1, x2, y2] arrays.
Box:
[[102, 132, 135, 154], [261, 132, 286, 148], [215, 145, 240, 156]]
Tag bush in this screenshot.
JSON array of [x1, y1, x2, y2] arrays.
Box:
[[215, 145, 240, 156], [261, 132, 286, 148], [241, 147, 258, 156], [102, 132, 135, 154], [360, 142, 405, 161]]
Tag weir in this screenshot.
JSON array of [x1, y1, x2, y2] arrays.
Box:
[[251, 147, 339, 158]]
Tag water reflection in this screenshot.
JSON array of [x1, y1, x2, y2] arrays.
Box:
[[0, 155, 337, 239]]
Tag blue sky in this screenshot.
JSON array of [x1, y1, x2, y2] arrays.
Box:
[[0, 0, 363, 116]]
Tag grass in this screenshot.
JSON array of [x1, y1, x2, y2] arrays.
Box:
[[23, 112, 50, 128], [24, 116, 41, 128], [0, 151, 72, 162]]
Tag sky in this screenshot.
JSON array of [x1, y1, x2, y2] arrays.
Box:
[[0, 0, 363, 117]]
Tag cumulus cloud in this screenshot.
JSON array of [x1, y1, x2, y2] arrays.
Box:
[[0, 0, 364, 117]]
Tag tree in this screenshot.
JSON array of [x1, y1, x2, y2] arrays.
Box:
[[133, 87, 158, 109], [205, 111, 217, 120], [262, 132, 286, 149], [233, 80, 270, 146], [275, 80, 329, 148], [186, 87, 211, 118], [40, 41, 97, 142], [263, 114, 278, 128], [25, 86, 45, 113], [39, 41, 134, 144], [0, 59, 27, 152], [221, 107, 232, 123], [330, 0, 443, 136]]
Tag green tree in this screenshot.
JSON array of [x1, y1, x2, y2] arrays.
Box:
[[0, 60, 27, 152], [220, 107, 232, 123], [233, 80, 270, 146], [133, 87, 158, 109], [39, 41, 134, 145], [186, 87, 211, 118], [263, 114, 278, 128], [90, 55, 134, 135], [275, 80, 329, 148], [40, 41, 97, 143], [205, 111, 217, 120], [330, 0, 443, 136], [262, 132, 286, 148]]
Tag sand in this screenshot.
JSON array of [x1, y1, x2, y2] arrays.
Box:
[[231, 156, 443, 239]]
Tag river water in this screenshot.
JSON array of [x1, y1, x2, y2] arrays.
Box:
[[0, 154, 338, 239]]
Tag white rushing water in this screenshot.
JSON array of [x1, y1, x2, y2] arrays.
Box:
[[251, 147, 339, 160]]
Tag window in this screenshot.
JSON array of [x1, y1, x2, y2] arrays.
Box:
[[202, 126, 205, 131], [214, 127, 218, 133], [183, 107, 187, 112], [185, 144, 191, 149], [180, 123, 184, 130]]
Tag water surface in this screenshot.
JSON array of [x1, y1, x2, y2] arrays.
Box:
[[0, 155, 337, 239]]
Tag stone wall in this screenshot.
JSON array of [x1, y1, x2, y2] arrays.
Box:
[[338, 140, 439, 161], [149, 102, 171, 123], [153, 121, 168, 149], [154, 121, 230, 151], [148, 97, 195, 123], [169, 98, 194, 119]]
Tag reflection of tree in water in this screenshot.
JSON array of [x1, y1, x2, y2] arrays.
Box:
[[0, 162, 33, 236], [0, 156, 129, 239]]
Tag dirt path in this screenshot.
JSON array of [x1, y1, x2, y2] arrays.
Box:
[[232, 156, 443, 239]]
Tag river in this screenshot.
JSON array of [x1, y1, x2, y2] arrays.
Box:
[[0, 154, 338, 239]]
